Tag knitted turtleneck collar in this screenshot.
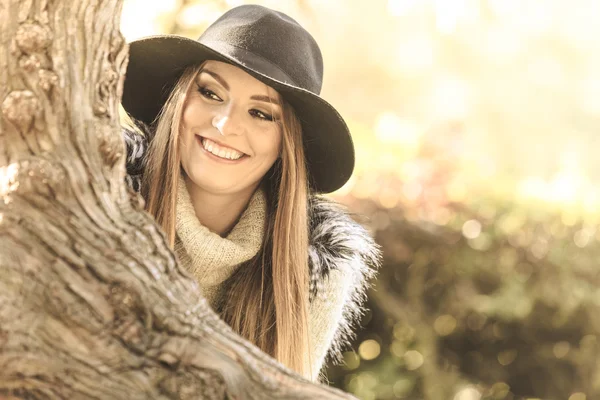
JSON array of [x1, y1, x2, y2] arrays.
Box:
[[173, 175, 267, 302]]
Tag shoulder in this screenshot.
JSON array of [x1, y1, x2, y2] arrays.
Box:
[[307, 194, 382, 299], [306, 194, 383, 372]]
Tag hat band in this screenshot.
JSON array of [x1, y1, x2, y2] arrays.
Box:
[[199, 39, 300, 89]]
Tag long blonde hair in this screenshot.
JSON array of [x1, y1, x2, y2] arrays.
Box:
[[138, 63, 313, 378]]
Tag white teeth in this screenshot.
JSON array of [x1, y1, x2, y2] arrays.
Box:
[[201, 137, 243, 160]]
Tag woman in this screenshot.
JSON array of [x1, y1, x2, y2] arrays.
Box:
[[121, 4, 381, 383]]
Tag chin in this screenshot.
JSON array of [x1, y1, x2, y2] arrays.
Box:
[[187, 167, 261, 194], [195, 177, 244, 194]]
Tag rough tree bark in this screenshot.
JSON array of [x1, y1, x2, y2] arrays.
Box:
[[0, 0, 356, 399]]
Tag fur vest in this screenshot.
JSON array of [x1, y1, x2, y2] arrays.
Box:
[[122, 122, 382, 381]]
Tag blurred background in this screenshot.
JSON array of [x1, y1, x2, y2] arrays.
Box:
[[121, 1, 600, 399]]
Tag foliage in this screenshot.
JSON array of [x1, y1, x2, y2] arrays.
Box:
[[325, 171, 600, 400]]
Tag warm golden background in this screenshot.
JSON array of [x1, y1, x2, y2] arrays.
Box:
[[122, 1, 600, 399]]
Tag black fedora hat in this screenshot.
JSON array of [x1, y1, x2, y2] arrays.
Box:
[[121, 4, 354, 194]]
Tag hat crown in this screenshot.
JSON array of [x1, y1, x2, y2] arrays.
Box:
[[198, 5, 324, 94]]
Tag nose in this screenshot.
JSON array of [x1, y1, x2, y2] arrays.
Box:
[[212, 104, 245, 137]]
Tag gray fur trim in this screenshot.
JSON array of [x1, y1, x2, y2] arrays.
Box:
[[121, 121, 382, 369], [307, 195, 382, 366], [122, 123, 148, 193]]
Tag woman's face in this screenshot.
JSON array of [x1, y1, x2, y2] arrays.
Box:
[[179, 60, 283, 196]]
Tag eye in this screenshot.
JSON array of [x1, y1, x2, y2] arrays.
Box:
[[249, 109, 274, 121], [197, 86, 222, 102]]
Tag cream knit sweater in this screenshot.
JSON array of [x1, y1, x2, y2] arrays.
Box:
[[173, 179, 353, 382]]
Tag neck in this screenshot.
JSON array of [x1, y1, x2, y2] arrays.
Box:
[[183, 175, 259, 237]]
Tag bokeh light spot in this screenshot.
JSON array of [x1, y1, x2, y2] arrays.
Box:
[[358, 339, 381, 361], [574, 229, 592, 248], [343, 351, 360, 371], [390, 340, 405, 358], [553, 341, 571, 359], [491, 382, 511, 398], [342, 351, 360, 370], [462, 219, 482, 239], [453, 386, 481, 400], [404, 350, 424, 370], [393, 377, 416, 398], [394, 324, 415, 341], [497, 349, 517, 366], [434, 314, 457, 336]]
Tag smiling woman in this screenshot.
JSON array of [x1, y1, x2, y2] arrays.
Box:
[[120, 4, 381, 383], [179, 61, 283, 225]]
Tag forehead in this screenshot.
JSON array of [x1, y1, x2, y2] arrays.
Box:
[[201, 60, 281, 100]]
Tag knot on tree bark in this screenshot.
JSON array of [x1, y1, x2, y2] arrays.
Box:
[[15, 22, 52, 54], [18, 54, 42, 72], [38, 69, 59, 93], [98, 124, 124, 167], [94, 58, 122, 118], [108, 282, 153, 353], [158, 370, 226, 400], [1, 90, 41, 134], [0, 159, 68, 201]]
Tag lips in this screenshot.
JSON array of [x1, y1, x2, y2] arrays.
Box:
[[196, 135, 246, 156], [196, 135, 248, 163]]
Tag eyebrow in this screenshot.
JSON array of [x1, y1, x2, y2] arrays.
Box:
[[201, 69, 281, 106]]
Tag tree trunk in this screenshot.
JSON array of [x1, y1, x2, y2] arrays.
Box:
[[0, 1, 355, 398]]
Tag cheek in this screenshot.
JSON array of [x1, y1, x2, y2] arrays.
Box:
[[267, 128, 283, 158], [181, 101, 201, 128], [181, 95, 216, 128], [248, 127, 282, 159]]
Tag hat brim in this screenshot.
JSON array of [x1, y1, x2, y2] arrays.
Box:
[[121, 35, 354, 194]]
